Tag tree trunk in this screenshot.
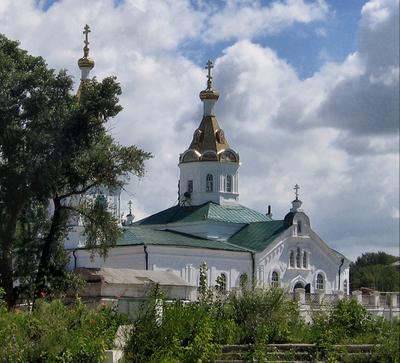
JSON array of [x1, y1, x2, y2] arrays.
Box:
[[0, 237, 15, 309], [0, 208, 21, 309], [33, 196, 64, 305]]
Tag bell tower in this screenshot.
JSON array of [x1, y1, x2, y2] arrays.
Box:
[[178, 60, 240, 206]]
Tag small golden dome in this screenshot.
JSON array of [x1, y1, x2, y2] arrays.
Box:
[[199, 60, 219, 100], [199, 89, 219, 100], [78, 56, 95, 69]]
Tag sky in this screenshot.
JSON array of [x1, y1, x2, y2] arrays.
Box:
[[0, 0, 398, 260]]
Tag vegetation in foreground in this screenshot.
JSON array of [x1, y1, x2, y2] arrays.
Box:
[[122, 285, 400, 363], [0, 285, 399, 363], [0, 290, 127, 363]]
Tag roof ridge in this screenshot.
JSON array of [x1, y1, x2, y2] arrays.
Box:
[[219, 239, 254, 252], [163, 228, 210, 241]]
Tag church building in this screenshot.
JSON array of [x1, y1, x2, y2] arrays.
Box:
[[66, 27, 350, 297]]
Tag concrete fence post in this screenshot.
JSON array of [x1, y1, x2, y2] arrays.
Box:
[[390, 293, 398, 308], [315, 291, 324, 305], [352, 290, 362, 304], [371, 291, 380, 307], [295, 288, 306, 304]]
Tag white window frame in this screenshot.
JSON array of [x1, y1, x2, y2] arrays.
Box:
[[271, 271, 279, 287], [206, 174, 213, 192], [316, 273, 324, 291], [302, 251, 308, 268], [187, 180, 193, 193], [289, 250, 295, 268], [226, 175, 232, 192], [296, 247, 301, 268]]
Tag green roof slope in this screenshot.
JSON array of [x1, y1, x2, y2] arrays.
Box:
[[135, 202, 271, 226], [228, 220, 288, 252], [117, 227, 247, 252]]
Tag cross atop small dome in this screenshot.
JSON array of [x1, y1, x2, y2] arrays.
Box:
[[199, 60, 219, 102], [294, 184, 300, 200], [205, 60, 214, 90], [291, 184, 303, 212], [78, 24, 95, 80]]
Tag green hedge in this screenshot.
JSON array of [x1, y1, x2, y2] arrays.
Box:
[[0, 295, 126, 363], [123, 288, 400, 363]]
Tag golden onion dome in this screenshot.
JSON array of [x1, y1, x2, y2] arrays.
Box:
[[199, 59, 219, 100], [199, 88, 219, 100], [78, 56, 95, 69]]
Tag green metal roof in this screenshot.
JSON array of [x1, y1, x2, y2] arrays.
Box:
[[117, 220, 288, 253], [117, 227, 248, 252], [228, 220, 288, 252], [135, 202, 271, 226]]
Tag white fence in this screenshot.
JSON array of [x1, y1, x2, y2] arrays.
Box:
[[291, 288, 400, 321]]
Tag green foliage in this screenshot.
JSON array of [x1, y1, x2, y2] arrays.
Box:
[[350, 251, 400, 291], [0, 299, 127, 363], [371, 318, 400, 363], [0, 288, 6, 312], [123, 296, 220, 363], [310, 299, 374, 348], [307, 299, 400, 362], [198, 261, 213, 304], [329, 299, 374, 338], [123, 287, 301, 362], [123, 286, 400, 362], [228, 287, 300, 345], [0, 34, 151, 306]]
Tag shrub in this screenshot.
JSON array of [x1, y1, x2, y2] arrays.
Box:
[[0, 298, 126, 362], [227, 287, 300, 344], [123, 299, 220, 363]]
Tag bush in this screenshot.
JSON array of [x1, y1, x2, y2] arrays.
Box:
[[123, 299, 220, 363], [309, 299, 400, 362], [123, 287, 302, 362], [0, 298, 126, 363], [227, 287, 300, 344]]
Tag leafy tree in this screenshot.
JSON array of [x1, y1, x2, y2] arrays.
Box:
[[0, 34, 151, 307], [350, 251, 400, 291]]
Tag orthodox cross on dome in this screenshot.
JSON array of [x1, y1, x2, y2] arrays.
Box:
[[128, 200, 133, 215], [205, 60, 214, 90], [83, 24, 91, 57], [294, 184, 300, 200]]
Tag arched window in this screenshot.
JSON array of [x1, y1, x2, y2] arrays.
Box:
[[271, 271, 279, 288], [216, 273, 227, 294], [206, 174, 213, 192], [239, 273, 248, 290], [289, 250, 295, 268], [343, 279, 348, 295], [302, 251, 308, 268], [187, 180, 193, 193], [297, 221, 302, 235], [296, 247, 301, 268], [226, 175, 232, 192], [316, 273, 324, 291]]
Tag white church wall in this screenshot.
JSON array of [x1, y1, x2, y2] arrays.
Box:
[[146, 245, 251, 290], [69, 245, 146, 270], [256, 227, 346, 294]]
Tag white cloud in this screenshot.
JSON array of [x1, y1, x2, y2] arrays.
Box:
[[361, 0, 393, 29], [202, 0, 329, 43]]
